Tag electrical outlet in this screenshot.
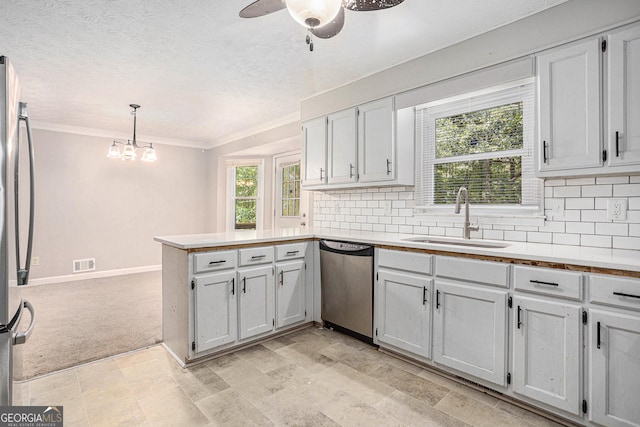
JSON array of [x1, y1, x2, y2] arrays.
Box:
[[607, 199, 627, 220], [31, 256, 39, 266]]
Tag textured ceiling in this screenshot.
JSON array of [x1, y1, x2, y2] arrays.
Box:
[[1, 0, 567, 149]]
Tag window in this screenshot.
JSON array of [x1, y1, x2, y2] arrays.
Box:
[[415, 81, 542, 216], [280, 162, 301, 217], [227, 161, 263, 231]]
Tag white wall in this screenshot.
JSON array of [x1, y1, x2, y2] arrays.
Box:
[[29, 129, 209, 279]]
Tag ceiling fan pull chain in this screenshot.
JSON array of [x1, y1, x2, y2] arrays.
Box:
[[306, 29, 314, 52]]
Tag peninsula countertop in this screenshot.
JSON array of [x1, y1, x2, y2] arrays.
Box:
[[155, 227, 640, 274]]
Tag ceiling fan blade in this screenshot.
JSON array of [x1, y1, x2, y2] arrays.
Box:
[[342, 0, 405, 12], [239, 0, 286, 18], [310, 7, 345, 39]]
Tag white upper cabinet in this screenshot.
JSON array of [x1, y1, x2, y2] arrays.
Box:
[[537, 37, 602, 175], [327, 108, 357, 184], [302, 116, 327, 186], [358, 97, 396, 183], [608, 23, 640, 167]]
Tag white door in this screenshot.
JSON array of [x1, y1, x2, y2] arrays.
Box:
[[590, 309, 640, 427], [357, 97, 396, 183], [276, 260, 306, 328], [433, 280, 508, 386], [194, 271, 237, 353], [377, 269, 431, 359], [327, 108, 358, 184], [608, 23, 640, 166], [302, 117, 327, 186], [238, 265, 274, 340], [537, 38, 602, 173], [274, 153, 308, 230], [512, 296, 582, 415]]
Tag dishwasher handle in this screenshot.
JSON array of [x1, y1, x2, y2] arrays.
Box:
[[319, 240, 373, 256]]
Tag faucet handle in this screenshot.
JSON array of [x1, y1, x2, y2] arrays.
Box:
[[469, 224, 480, 232]]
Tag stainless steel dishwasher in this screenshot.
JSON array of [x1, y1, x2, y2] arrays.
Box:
[[320, 240, 374, 343]]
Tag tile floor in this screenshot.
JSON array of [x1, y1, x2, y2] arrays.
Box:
[[21, 327, 565, 426]]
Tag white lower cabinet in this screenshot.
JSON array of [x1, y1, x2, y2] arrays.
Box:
[[512, 296, 582, 415], [193, 270, 237, 353], [433, 280, 508, 386], [589, 309, 640, 427], [276, 260, 306, 328], [377, 269, 432, 359], [238, 265, 275, 340]]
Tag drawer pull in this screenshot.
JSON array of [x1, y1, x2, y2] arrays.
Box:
[[250, 255, 266, 260], [517, 306, 522, 329], [208, 260, 226, 265], [422, 287, 427, 305], [613, 291, 640, 299], [529, 279, 559, 287], [286, 250, 299, 256], [597, 321, 601, 349]]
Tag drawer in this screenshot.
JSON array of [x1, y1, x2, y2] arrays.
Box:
[[377, 249, 432, 275], [436, 256, 509, 288], [193, 250, 236, 273], [239, 246, 274, 266], [276, 242, 308, 261], [513, 266, 582, 300], [590, 274, 640, 312]]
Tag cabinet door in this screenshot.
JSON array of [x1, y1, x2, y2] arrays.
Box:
[[194, 271, 237, 353], [357, 97, 396, 183], [608, 24, 640, 166], [276, 260, 306, 328], [433, 281, 508, 386], [302, 116, 327, 186], [238, 265, 275, 340], [327, 108, 357, 184], [377, 269, 431, 359], [590, 309, 640, 427], [512, 297, 582, 415], [537, 38, 602, 173]]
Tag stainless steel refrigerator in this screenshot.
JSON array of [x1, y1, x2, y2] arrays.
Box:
[[0, 55, 36, 405]]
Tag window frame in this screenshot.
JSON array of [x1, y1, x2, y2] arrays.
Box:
[[279, 161, 301, 219], [226, 160, 264, 231], [415, 80, 543, 218]]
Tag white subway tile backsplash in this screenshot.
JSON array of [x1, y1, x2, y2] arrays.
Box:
[[312, 177, 639, 250]]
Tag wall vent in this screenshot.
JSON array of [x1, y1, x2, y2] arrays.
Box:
[[73, 258, 96, 273]]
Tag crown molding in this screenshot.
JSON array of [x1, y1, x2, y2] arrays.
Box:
[[206, 111, 300, 149]]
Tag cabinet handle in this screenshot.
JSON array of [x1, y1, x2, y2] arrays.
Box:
[[349, 163, 355, 179], [231, 278, 235, 295], [279, 270, 284, 286], [436, 290, 440, 309], [250, 255, 266, 260], [613, 291, 640, 299], [529, 279, 559, 287], [615, 131, 620, 157], [320, 168, 324, 181], [517, 306, 522, 329], [422, 287, 427, 305], [208, 260, 226, 265], [386, 159, 391, 175], [286, 250, 299, 256], [542, 141, 549, 164], [597, 321, 601, 349], [242, 277, 246, 293]]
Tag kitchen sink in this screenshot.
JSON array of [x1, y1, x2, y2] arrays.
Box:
[[402, 236, 511, 249]]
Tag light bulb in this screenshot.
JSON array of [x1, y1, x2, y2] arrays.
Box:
[[107, 143, 121, 159], [141, 146, 157, 162], [286, 0, 342, 29]]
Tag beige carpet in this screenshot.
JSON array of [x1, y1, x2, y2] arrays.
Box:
[[17, 271, 162, 379]]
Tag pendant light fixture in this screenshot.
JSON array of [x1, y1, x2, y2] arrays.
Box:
[[107, 104, 157, 162]]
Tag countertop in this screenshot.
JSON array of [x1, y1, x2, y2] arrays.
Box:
[[155, 227, 640, 274]]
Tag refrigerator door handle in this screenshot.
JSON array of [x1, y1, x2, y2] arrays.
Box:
[[15, 102, 35, 286], [13, 300, 35, 345]]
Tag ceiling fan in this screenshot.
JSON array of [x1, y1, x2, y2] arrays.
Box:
[[240, 0, 405, 51]]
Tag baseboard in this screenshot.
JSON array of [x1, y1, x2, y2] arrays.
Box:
[[27, 265, 162, 286]]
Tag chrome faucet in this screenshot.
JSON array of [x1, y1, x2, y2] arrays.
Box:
[[454, 186, 479, 239]]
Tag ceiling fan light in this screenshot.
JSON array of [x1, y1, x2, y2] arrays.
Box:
[[286, 0, 342, 29]]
